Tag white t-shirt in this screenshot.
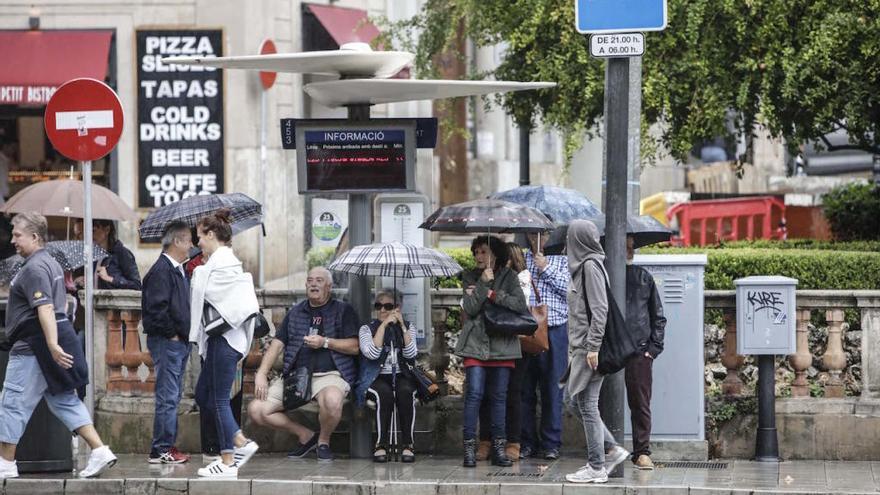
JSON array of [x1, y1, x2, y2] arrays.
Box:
[[517, 269, 533, 303]]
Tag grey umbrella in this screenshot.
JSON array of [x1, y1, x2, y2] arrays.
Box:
[[138, 193, 263, 242], [0, 241, 110, 285], [542, 215, 673, 254]]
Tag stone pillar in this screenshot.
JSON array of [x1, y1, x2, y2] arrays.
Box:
[[789, 309, 812, 397], [720, 308, 745, 396], [859, 299, 880, 399], [822, 309, 847, 398], [105, 309, 125, 393], [430, 308, 450, 395]]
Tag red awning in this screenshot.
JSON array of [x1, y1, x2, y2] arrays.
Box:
[[0, 30, 113, 106], [306, 4, 381, 46]]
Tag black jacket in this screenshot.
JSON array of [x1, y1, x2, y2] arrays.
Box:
[[141, 254, 190, 339], [98, 240, 142, 290], [625, 264, 667, 358]]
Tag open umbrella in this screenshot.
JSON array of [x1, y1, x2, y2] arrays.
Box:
[[328, 241, 462, 279], [138, 193, 263, 241], [0, 179, 137, 222], [0, 241, 110, 285], [543, 215, 673, 254], [419, 199, 554, 234], [489, 185, 604, 227]]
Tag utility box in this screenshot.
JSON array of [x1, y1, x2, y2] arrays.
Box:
[[735, 276, 798, 355], [628, 254, 707, 441]]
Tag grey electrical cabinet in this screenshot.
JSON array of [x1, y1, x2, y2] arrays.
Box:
[[735, 276, 798, 355], [627, 254, 707, 440]]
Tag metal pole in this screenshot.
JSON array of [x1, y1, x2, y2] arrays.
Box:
[[258, 89, 267, 287], [519, 122, 531, 186], [82, 160, 95, 417], [755, 354, 780, 461], [347, 104, 372, 458], [600, 57, 629, 478]]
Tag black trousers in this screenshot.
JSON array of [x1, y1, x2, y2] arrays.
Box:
[[478, 358, 526, 442], [625, 353, 653, 458], [365, 373, 418, 447], [200, 384, 243, 455]]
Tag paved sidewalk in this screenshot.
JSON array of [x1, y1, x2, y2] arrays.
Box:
[[5, 455, 880, 494]]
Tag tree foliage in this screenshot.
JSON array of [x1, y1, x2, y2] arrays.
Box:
[[822, 182, 880, 241], [378, 0, 880, 163]]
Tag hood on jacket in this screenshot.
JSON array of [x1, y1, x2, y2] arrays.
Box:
[[567, 219, 604, 273]]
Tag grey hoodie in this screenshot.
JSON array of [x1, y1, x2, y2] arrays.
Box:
[[566, 220, 609, 354]]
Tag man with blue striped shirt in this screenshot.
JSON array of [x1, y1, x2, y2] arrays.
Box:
[[521, 232, 570, 460]]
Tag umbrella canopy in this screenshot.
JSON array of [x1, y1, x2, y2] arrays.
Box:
[[138, 193, 263, 242], [0, 179, 137, 222], [419, 199, 554, 234], [489, 185, 604, 227], [543, 215, 673, 254], [0, 241, 109, 285], [328, 242, 462, 279]]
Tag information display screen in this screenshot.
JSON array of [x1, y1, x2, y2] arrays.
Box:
[[293, 120, 416, 193]]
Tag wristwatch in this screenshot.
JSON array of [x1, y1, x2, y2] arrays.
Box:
[[323, 337, 330, 349]]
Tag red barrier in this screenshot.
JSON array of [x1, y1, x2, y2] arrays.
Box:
[[667, 196, 786, 246]]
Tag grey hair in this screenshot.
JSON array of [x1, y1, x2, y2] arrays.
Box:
[[375, 287, 402, 306], [309, 266, 334, 287], [160, 221, 190, 252], [11, 212, 48, 246]]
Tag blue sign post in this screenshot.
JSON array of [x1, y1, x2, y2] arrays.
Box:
[[575, 0, 667, 34]]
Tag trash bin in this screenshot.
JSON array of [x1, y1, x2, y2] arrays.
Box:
[[0, 330, 74, 473]]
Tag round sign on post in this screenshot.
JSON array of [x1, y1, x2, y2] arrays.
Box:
[[44, 78, 124, 161], [259, 39, 277, 90]]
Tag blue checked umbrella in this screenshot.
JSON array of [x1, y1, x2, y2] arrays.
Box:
[[419, 199, 554, 234], [328, 241, 462, 279], [490, 185, 604, 227], [0, 241, 110, 285], [138, 193, 263, 242]]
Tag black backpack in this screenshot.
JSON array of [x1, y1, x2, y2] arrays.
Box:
[[581, 260, 639, 375]]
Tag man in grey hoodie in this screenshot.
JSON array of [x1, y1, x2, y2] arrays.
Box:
[[561, 220, 628, 484]]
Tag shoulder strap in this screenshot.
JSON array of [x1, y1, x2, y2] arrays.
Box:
[[530, 277, 542, 304]]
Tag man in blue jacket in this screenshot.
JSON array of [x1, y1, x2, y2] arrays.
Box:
[[141, 221, 193, 464]]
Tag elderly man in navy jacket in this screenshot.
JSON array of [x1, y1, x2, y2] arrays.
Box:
[[141, 221, 193, 464]]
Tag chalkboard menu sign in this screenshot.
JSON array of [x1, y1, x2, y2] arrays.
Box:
[[290, 120, 416, 193]]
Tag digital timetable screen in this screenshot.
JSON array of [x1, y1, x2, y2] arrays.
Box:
[[292, 120, 416, 193]]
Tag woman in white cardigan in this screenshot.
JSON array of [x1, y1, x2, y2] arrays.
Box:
[[189, 209, 260, 478]]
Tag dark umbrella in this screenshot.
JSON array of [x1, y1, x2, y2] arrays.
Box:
[[419, 199, 554, 233], [489, 185, 604, 227], [138, 193, 263, 242], [0, 241, 110, 285], [543, 215, 673, 254]]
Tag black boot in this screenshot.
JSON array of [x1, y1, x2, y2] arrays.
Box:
[[491, 438, 513, 467], [463, 439, 477, 468]]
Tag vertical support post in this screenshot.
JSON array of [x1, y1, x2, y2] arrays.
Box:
[[789, 309, 812, 397], [600, 57, 629, 478], [519, 122, 531, 186], [822, 309, 847, 398], [258, 88, 267, 287], [82, 160, 95, 417], [720, 308, 745, 396], [755, 354, 780, 462]]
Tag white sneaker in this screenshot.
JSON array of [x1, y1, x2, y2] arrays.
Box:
[[604, 445, 630, 471], [565, 464, 609, 484], [0, 458, 18, 479], [232, 440, 259, 468], [202, 453, 221, 463], [78, 446, 117, 478], [197, 459, 238, 478]]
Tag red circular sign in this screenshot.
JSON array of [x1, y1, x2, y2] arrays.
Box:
[[44, 78, 124, 162], [259, 39, 277, 90]]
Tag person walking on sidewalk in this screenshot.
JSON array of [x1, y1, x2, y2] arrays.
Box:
[[624, 235, 666, 470], [190, 210, 260, 478], [0, 212, 117, 479], [141, 221, 193, 464], [457, 236, 527, 468], [520, 231, 569, 460], [561, 220, 629, 484]]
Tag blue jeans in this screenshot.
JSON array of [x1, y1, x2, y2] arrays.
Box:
[[194, 335, 242, 454], [0, 354, 92, 444], [521, 323, 568, 451], [147, 334, 190, 454], [462, 366, 510, 440]]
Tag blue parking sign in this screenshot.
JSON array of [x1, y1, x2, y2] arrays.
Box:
[[575, 0, 667, 34]]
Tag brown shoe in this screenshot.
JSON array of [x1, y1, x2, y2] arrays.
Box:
[[633, 455, 655, 470], [475, 440, 492, 461], [505, 442, 520, 461]]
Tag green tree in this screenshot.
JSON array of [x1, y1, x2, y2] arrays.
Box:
[[379, 0, 880, 163]]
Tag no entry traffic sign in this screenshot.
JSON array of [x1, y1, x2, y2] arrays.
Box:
[[44, 78, 124, 161]]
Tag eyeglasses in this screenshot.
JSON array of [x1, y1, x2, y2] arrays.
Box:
[[373, 302, 397, 311]]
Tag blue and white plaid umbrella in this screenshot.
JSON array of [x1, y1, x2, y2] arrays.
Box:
[[328, 242, 462, 279], [490, 185, 604, 227], [138, 193, 263, 242]]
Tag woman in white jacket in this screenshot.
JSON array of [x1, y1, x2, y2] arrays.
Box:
[[190, 209, 260, 478]]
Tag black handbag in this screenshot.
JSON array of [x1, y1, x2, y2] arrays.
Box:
[[283, 364, 312, 411], [202, 302, 232, 337], [582, 260, 640, 375], [406, 362, 440, 403], [484, 301, 538, 337], [251, 312, 271, 340]]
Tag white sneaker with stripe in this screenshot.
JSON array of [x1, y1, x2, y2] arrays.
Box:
[[197, 459, 238, 478], [233, 440, 259, 468]]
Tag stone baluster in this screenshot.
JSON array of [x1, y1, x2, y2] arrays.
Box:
[[429, 308, 450, 395], [822, 309, 847, 398], [243, 340, 263, 396], [860, 296, 880, 399], [120, 310, 145, 395], [105, 309, 126, 393], [720, 308, 745, 396], [124, 310, 153, 394], [789, 309, 812, 397]]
